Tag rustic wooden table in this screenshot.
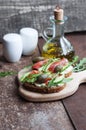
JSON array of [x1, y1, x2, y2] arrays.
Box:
[[0, 32, 86, 130]]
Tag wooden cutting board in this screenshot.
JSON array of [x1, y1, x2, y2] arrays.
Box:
[[18, 67, 86, 102]]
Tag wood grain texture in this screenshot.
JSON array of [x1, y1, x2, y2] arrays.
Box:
[[62, 32, 86, 130], [63, 84, 86, 130]]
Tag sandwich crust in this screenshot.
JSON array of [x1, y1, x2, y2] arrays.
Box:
[[23, 82, 66, 93]]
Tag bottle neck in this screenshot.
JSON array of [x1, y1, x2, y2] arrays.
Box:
[[54, 22, 64, 38]]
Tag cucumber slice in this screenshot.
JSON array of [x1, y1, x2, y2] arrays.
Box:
[[53, 75, 64, 83]]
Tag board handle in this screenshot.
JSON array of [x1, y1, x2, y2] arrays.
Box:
[[74, 70, 86, 84]]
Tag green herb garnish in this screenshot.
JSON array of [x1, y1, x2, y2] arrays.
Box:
[[20, 72, 30, 82], [0, 71, 17, 78], [73, 58, 86, 72], [70, 56, 79, 66], [21, 73, 41, 83], [48, 77, 73, 87]]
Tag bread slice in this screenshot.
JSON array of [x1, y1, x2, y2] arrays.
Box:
[[20, 58, 73, 94], [23, 82, 66, 93]]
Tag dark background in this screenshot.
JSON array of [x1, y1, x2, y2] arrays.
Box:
[[0, 0, 86, 40]]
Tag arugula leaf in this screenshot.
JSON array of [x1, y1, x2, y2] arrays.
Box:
[[20, 72, 30, 82], [48, 78, 56, 87], [48, 77, 73, 87], [0, 71, 17, 78], [73, 58, 86, 72], [23, 76, 37, 83], [21, 73, 41, 83], [69, 56, 79, 67], [48, 78, 73, 87], [72, 56, 79, 64]]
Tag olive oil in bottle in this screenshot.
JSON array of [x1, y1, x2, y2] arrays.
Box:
[[42, 7, 75, 61]]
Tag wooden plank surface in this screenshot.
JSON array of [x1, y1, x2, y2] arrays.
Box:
[[63, 84, 86, 130], [62, 32, 86, 130]]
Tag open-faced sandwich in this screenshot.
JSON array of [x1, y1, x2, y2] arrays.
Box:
[[20, 57, 73, 93]]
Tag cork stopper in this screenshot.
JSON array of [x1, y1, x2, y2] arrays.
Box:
[[54, 6, 64, 22]]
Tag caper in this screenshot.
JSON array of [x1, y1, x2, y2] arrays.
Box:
[[54, 65, 63, 72], [32, 57, 45, 63], [37, 74, 48, 83]]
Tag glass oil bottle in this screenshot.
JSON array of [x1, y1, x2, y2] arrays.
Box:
[[42, 7, 75, 61]]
